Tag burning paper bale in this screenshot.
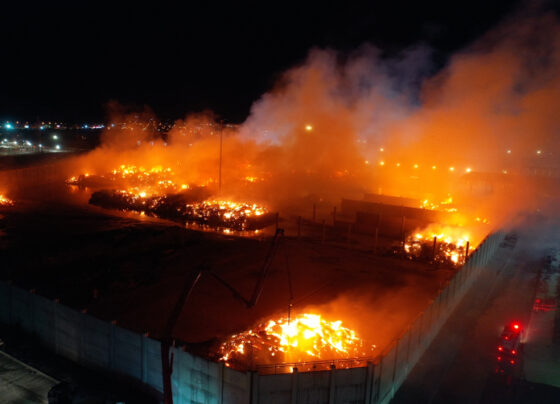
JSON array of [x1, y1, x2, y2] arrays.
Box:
[[181, 200, 270, 230], [420, 196, 458, 213], [89, 189, 274, 231], [67, 165, 189, 195], [89, 189, 170, 213], [0, 194, 13, 207], [70, 165, 275, 231], [401, 225, 475, 267], [218, 313, 375, 371]]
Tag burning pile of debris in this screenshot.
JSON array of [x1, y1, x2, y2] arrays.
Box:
[[69, 166, 274, 231], [0, 194, 13, 207], [420, 196, 458, 213], [218, 313, 375, 371], [88, 190, 273, 230], [181, 200, 270, 230], [67, 164, 189, 195], [401, 228, 472, 267]]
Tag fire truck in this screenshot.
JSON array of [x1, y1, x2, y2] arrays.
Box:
[[495, 322, 522, 375]]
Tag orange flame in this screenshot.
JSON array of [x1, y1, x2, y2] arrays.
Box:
[[67, 164, 187, 196], [219, 313, 375, 368], [404, 224, 476, 265], [0, 194, 13, 206]]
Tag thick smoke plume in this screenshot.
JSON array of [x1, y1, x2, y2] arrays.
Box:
[[65, 11, 560, 234]]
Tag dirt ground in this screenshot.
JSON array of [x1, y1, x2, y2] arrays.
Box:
[[0, 182, 456, 365]]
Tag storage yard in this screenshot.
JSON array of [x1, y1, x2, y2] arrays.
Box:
[[0, 161, 466, 373]]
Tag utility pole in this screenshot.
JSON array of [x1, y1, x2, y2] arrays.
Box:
[[161, 269, 203, 404]]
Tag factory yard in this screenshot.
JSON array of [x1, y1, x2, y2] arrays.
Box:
[[0, 187, 455, 369]]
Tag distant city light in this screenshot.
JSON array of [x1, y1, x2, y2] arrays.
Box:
[[449, 167, 455, 172], [536, 150, 542, 155], [506, 149, 511, 154], [55, 144, 61, 150], [52, 135, 58, 140], [379, 161, 385, 166], [379, 147, 384, 152], [24, 124, 29, 129], [4, 122, 13, 129], [304, 124, 313, 132], [465, 167, 472, 173], [413, 164, 419, 169], [432, 165, 437, 170]]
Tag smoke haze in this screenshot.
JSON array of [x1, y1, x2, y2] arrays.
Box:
[[60, 10, 560, 238]]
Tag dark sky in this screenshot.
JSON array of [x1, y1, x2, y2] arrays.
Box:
[[1, 1, 524, 123]]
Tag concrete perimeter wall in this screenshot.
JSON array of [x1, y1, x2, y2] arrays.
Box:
[[0, 231, 504, 403], [372, 230, 505, 404]]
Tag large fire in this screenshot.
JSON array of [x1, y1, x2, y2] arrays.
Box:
[[0, 194, 13, 206], [219, 313, 375, 370], [67, 164, 189, 196], [403, 225, 475, 266], [420, 196, 457, 213], [89, 191, 272, 230], [68, 165, 273, 230], [184, 199, 267, 221]]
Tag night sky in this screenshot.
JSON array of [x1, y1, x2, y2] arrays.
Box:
[[0, 1, 527, 123]]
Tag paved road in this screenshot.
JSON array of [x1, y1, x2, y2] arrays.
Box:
[[0, 350, 57, 403], [393, 234, 560, 403]]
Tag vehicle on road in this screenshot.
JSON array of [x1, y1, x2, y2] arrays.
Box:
[[497, 322, 522, 357], [495, 322, 522, 379]]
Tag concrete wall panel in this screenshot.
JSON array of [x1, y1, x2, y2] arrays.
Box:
[[0, 231, 505, 404], [257, 373, 292, 404], [54, 303, 81, 362], [333, 367, 367, 403], [113, 326, 142, 379]]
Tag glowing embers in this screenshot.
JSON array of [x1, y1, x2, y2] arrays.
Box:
[[244, 176, 264, 183], [89, 189, 273, 231], [420, 196, 458, 213], [403, 226, 475, 266], [181, 200, 271, 230], [71, 165, 274, 231], [67, 164, 188, 195], [185, 200, 266, 219], [0, 194, 13, 206], [89, 188, 170, 214], [219, 313, 375, 370]]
